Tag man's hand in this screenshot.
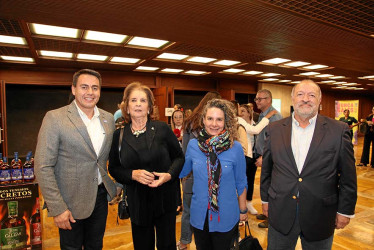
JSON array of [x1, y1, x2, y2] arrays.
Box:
[[255, 156, 263, 167], [54, 210, 76, 230], [132, 169, 155, 185], [262, 203, 269, 217], [148, 172, 171, 187], [335, 214, 350, 229]]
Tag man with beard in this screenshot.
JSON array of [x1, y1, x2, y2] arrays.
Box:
[[260, 79, 357, 249]]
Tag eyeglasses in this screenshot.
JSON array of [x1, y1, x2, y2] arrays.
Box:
[[254, 97, 268, 102]]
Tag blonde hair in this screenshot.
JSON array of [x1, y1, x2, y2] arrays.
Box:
[[120, 82, 155, 123], [199, 99, 238, 145]]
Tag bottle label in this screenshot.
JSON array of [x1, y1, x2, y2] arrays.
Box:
[[11, 169, 22, 181], [0, 226, 27, 249], [0, 169, 11, 182], [23, 168, 35, 180], [31, 222, 42, 244]]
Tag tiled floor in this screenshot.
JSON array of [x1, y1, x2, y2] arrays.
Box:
[[42, 136, 374, 249]]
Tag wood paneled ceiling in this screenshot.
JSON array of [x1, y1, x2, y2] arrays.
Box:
[[0, 0, 374, 92]]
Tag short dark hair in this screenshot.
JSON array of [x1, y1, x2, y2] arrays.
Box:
[[72, 69, 102, 87]]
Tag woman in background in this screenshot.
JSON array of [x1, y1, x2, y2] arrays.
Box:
[[108, 82, 184, 250], [180, 99, 247, 250], [177, 91, 221, 250]]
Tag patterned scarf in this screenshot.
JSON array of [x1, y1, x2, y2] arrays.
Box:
[[198, 128, 231, 221]]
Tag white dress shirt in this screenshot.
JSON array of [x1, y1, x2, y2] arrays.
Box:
[[74, 101, 105, 185]]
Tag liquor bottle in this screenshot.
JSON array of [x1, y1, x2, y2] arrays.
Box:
[[30, 198, 42, 249], [0, 156, 11, 186], [22, 152, 35, 183], [11, 152, 23, 184], [0, 201, 27, 249]]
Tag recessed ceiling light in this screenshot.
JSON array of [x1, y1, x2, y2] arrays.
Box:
[[261, 78, 279, 81], [187, 56, 216, 63], [156, 53, 188, 60], [299, 72, 320, 76], [303, 64, 329, 70], [30, 23, 79, 38], [329, 76, 345, 79], [315, 74, 334, 78], [1, 55, 34, 62], [243, 71, 263, 75], [0, 35, 27, 45], [335, 86, 347, 89], [184, 70, 209, 75], [332, 82, 345, 85], [261, 73, 281, 77], [135, 66, 159, 71], [77, 53, 107, 61], [279, 80, 292, 83], [361, 75, 374, 79], [40, 50, 73, 58], [160, 68, 184, 73], [128, 36, 169, 48], [283, 61, 310, 67], [222, 68, 245, 73], [291, 81, 301, 84], [320, 80, 336, 83], [342, 83, 359, 86], [354, 88, 364, 90], [84, 30, 127, 43], [260, 58, 291, 64], [110, 57, 140, 64], [213, 60, 240, 66]]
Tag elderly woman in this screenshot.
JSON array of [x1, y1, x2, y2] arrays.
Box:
[[180, 99, 247, 250], [108, 82, 184, 250]]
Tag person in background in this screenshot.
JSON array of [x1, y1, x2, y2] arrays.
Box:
[[239, 104, 277, 215], [177, 91, 221, 250], [339, 109, 359, 139], [171, 109, 185, 215], [174, 103, 183, 111], [184, 109, 193, 119], [230, 100, 249, 160], [108, 82, 184, 250], [150, 105, 160, 120], [253, 89, 283, 228], [261, 79, 357, 249], [180, 99, 247, 250], [35, 69, 118, 249], [357, 106, 374, 167], [248, 102, 259, 123]]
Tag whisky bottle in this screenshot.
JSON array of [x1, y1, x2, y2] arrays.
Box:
[[0, 201, 27, 249], [0, 156, 11, 186], [22, 152, 35, 183], [11, 152, 23, 184], [30, 197, 42, 249]]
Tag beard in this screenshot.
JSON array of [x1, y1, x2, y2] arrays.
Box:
[[294, 101, 318, 119]]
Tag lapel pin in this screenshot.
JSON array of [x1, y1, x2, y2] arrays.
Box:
[[103, 120, 107, 123], [151, 127, 154, 130]]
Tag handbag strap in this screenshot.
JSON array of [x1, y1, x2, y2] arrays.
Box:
[[244, 221, 253, 238], [234, 221, 253, 250], [118, 126, 124, 164]]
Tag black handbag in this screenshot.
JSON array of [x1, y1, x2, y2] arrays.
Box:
[[117, 126, 130, 222], [234, 221, 263, 250]]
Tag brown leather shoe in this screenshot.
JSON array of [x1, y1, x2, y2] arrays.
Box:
[[256, 214, 267, 220], [258, 220, 268, 228]]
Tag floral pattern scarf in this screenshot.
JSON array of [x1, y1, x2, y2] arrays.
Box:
[[197, 128, 231, 221]]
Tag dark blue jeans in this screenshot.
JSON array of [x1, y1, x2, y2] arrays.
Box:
[[59, 184, 108, 250]]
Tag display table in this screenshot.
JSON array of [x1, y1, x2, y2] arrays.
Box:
[[0, 183, 41, 249]]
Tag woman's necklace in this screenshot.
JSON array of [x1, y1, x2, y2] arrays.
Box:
[[131, 123, 147, 137]]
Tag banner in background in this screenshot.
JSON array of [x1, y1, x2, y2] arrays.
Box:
[[335, 100, 359, 145]]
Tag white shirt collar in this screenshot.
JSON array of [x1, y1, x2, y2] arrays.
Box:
[[292, 112, 317, 127], [74, 100, 100, 120]]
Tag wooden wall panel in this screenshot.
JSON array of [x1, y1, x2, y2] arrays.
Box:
[[160, 76, 216, 91], [259, 83, 293, 118], [218, 79, 257, 94]]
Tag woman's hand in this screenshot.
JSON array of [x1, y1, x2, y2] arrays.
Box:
[[132, 169, 155, 185], [148, 172, 171, 188], [240, 213, 248, 222], [265, 110, 278, 119]]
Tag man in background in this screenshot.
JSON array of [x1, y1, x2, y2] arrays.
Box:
[[35, 69, 117, 249]]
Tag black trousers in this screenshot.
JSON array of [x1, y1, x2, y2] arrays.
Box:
[[360, 130, 374, 165], [59, 184, 108, 250], [245, 156, 257, 201], [193, 211, 238, 250], [131, 211, 176, 250]]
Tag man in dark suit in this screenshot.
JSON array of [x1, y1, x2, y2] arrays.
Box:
[[260, 79, 357, 249], [35, 69, 117, 249]]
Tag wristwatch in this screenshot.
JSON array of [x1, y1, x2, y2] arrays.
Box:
[[240, 208, 248, 214]]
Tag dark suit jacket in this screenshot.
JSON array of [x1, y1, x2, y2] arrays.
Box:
[[260, 115, 357, 241], [108, 120, 184, 226]]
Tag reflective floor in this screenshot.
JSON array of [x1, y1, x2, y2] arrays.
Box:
[[42, 136, 374, 249]]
